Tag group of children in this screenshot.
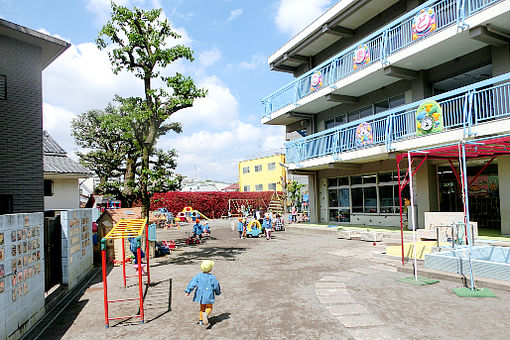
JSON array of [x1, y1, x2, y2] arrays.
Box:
[[236, 212, 285, 240], [191, 219, 211, 240]]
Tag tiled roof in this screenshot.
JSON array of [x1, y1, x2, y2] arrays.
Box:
[[43, 130, 66, 155], [43, 130, 92, 175]]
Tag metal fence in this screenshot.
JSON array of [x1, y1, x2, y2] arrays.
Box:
[[262, 0, 503, 118], [286, 73, 510, 164]]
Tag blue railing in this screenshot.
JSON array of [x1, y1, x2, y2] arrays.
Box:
[[285, 72, 510, 164], [262, 0, 503, 118]]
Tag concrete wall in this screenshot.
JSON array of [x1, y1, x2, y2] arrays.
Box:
[[0, 36, 44, 213], [60, 209, 93, 289], [0, 213, 45, 340], [44, 178, 81, 210]]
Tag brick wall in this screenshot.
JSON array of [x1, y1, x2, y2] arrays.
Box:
[[0, 35, 44, 213]]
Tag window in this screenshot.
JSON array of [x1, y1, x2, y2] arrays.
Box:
[[0, 75, 6, 100], [327, 171, 409, 220], [389, 93, 405, 108], [0, 195, 13, 214], [242, 166, 250, 174], [254, 165, 262, 172], [44, 180, 53, 196], [243, 185, 250, 192], [268, 183, 277, 191], [255, 184, 263, 191], [267, 162, 276, 171]]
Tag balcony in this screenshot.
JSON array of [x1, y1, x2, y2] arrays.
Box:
[[285, 72, 510, 167], [262, 0, 507, 123]]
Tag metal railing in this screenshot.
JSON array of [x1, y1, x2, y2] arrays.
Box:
[[285, 72, 510, 164], [262, 0, 503, 118]]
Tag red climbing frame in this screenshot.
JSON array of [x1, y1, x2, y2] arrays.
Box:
[[100, 218, 151, 328]]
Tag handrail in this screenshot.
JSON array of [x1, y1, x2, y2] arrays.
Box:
[[285, 72, 510, 164], [262, 0, 503, 118]]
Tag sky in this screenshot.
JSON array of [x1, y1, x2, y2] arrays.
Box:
[[0, 0, 337, 183]]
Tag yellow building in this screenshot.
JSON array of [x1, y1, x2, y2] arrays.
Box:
[[239, 154, 285, 192]]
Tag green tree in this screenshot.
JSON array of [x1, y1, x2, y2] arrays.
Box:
[[97, 3, 206, 217], [72, 104, 182, 206], [71, 105, 129, 189], [287, 181, 305, 210]]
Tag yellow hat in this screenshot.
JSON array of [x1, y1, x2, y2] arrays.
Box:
[[200, 260, 214, 273]]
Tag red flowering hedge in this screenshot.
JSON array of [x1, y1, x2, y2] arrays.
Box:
[[147, 191, 281, 219]]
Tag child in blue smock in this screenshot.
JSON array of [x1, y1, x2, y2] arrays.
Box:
[[185, 260, 221, 325], [262, 213, 272, 240], [193, 219, 203, 240], [237, 218, 246, 239]]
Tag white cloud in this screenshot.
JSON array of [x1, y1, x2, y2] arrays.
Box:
[[43, 103, 78, 156], [239, 54, 265, 70], [227, 8, 243, 22], [198, 47, 222, 68], [275, 0, 333, 36], [160, 121, 285, 182]]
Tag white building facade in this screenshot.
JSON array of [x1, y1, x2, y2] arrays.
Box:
[[262, 0, 510, 235]]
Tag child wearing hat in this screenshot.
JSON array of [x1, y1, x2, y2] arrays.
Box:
[[185, 260, 221, 325], [192, 219, 203, 240]]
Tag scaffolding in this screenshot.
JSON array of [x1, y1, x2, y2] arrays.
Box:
[[100, 218, 150, 327]]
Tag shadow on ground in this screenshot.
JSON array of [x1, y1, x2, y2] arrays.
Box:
[[158, 247, 247, 266], [206, 312, 231, 330]]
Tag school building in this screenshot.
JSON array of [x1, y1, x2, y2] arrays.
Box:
[[239, 154, 286, 192], [261, 0, 510, 235]]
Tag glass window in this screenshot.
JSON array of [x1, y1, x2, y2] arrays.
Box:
[[363, 174, 377, 184], [338, 177, 349, 186], [359, 105, 373, 118], [378, 172, 393, 183], [254, 165, 262, 172], [347, 110, 360, 122], [328, 178, 338, 187], [44, 180, 53, 196], [351, 188, 363, 212], [329, 209, 340, 222], [389, 93, 405, 108], [338, 209, 350, 222], [351, 176, 362, 185], [255, 184, 263, 191], [325, 119, 335, 130], [374, 99, 389, 113], [268, 183, 277, 191], [379, 185, 394, 213], [243, 185, 250, 192], [329, 190, 339, 207], [335, 114, 347, 125], [242, 166, 250, 174], [363, 187, 377, 213], [267, 162, 276, 171], [339, 188, 350, 207]]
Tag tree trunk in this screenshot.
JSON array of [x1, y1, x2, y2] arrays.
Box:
[[141, 146, 151, 218], [122, 156, 137, 206]]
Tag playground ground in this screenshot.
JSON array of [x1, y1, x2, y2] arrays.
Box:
[[38, 220, 510, 340]]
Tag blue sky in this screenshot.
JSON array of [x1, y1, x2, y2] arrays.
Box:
[[0, 0, 336, 182]]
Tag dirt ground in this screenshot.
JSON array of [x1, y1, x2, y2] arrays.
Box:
[[38, 220, 510, 340]]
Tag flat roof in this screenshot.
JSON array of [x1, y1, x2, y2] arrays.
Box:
[[0, 18, 70, 69]]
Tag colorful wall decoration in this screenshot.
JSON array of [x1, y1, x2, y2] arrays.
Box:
[[353, 45, 370, 70], [412, 8, 436, 41], [310, 71, 323, 91], [355, 122, 374, 146], [416, 100, 443, 136]]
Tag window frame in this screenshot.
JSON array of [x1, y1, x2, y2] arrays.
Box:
[[255, 184, 263, 192], [267, 162, 276, 171], [254, 164, 262, 172], [242, 166, 250, 174], [0, 75, 6, 100]]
